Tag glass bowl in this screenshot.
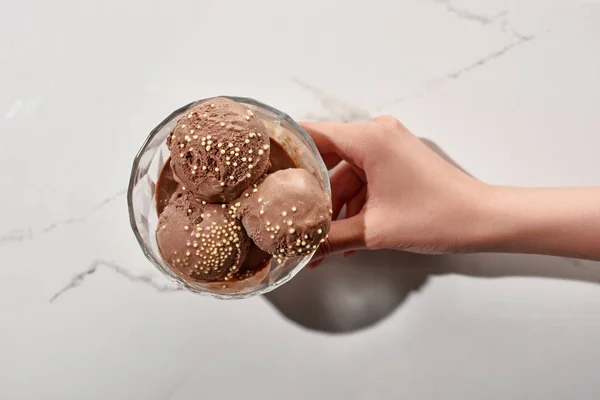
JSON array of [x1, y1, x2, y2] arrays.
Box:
[[128, 96, 331, 299]]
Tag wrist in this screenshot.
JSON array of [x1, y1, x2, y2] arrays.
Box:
[[456, 183, 504, 253], [465, 185, 521, 253], [465, 185, 600, 260]]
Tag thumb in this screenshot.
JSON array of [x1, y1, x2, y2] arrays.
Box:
[[311, 215, 366, 263]]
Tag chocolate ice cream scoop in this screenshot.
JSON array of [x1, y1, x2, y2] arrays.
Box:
[[167, 97, 270, 203], [236, 168, 332, 259], [156, 191, 250, 282]]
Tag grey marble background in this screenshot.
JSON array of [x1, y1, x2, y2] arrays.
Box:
[[2, 0, 600, 399]]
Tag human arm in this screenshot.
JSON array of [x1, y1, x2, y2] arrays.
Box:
[[301, 117, 600, 263]]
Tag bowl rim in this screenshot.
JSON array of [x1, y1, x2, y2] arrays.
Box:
[[127, 96, 330, 299]]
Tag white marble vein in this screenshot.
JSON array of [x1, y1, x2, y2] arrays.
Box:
[[292, 78, 372, 122], [378, 31, 540, 111], [49, 259, 181, 303], [0, 189, 126, 247], [433, 0, 508, 26]]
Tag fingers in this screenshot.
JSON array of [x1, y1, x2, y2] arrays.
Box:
[[300, 121, 370, 169], [300, 121, 370, 268], [321, 153, 343, 170], [345, 186, 367, 219], [310, 215, 367, 263], [325, 187, 366, 263], [330, 162, 364, 219]]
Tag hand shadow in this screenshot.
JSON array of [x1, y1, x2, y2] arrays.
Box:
[[263, 139, 600, 334]]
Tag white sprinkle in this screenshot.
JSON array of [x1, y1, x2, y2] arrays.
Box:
[[289, 228, 295, 234], [220, 122, 225, 127], [317, 229, 323, 234]]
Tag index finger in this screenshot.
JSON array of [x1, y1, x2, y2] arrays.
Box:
[[299, 121, 370, 169]]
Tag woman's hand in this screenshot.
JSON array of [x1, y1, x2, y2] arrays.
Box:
[[302, 116, 600, 264], [302, 116, 490, 263]]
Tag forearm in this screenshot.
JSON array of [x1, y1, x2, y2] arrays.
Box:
[[471, 186, 600, 261]]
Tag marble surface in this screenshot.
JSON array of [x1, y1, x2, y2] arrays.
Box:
[[2, 0, 600, 398]]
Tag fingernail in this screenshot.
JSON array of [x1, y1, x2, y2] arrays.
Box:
[[344, 250, 357, 257]]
